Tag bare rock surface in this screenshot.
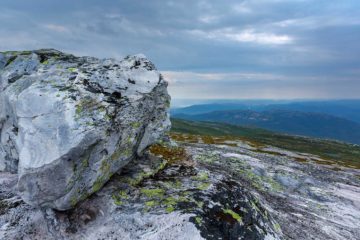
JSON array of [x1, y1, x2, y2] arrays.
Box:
[[0, 147, 281, 240], [0, 49, 170, 210], [0, 135, 359, 239]]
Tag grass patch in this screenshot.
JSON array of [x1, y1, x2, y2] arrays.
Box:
[[171, 118, 360, 169]]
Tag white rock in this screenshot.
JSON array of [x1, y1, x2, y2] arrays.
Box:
[[0, 49, 171, 210]]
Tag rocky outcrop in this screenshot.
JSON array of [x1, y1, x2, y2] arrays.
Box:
[[1, 134, 359, 240], [0, 144, 282, 240], [0, 49, 170, 210]]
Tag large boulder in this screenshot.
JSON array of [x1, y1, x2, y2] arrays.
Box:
[[0, 49, 171, 210]]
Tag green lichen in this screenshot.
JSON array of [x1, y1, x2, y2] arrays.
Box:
[[110, 146, 132, 161], [112, 195, 123, 206], [164, 195, 192, 213], [165, 206, 175, 213], [239, 168, 283, 192], [69, 188, 90, 207], [267, 178, 283, 192], [164, 179, 182, 189], [93, 175, 106, 192], [197, 182, 211, 191], [74, 98, 107, 124], [110, 147, 123, 161], [104, 114, 112, 121], [75, 104, 83, 115], [100, 160, 111, 174], [123, 148, 132, 157], [195, 216, 202, 225], [42, 60, 49, 65], [5, 55, 17, 67], [70, 194, 78, 207], [195, 201, 204, 208], [126, 160, 167, 187], [98, 106, 106, 112], [274, 223, 281, 232], [91, 161, 110, 192], [140, 188, 165, 198], [78, 191, 90, 203], [68, 67, 77, 72], [251, 200, 261, 212], [163, 197, 177, 205], [131, 122, 141, 128], [81, 157, 89, 168], [223, 209, 243, 223], [193, 152, 219, 163], [112, 190, 130, 206], [119, 190, 129, 199], [145, 200, 158, 207], [165, 99, 171, 108], [2, 50, 32, 56], [192, 172, 209, 181], [86, 121, 96, 126]]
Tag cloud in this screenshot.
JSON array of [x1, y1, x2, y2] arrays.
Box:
[[272, 16, 360, 29], [198, 15, 221, 24], [164, 71, 360, 99], [0, 0, 359, 99], [188, 28, 293, 45], [43, 24, 70, 33], [162, 71, 290, 84], [232, 3, 252, 14]]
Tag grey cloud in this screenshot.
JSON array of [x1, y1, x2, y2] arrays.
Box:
[[0, 0, 359, 99]]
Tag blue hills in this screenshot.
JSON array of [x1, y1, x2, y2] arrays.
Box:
[[171, 100, 360, 144]]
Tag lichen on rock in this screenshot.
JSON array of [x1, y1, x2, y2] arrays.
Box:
[[0, 49, 171, 210]]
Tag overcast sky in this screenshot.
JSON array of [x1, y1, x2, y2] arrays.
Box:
[[1, 0, 360, 100]]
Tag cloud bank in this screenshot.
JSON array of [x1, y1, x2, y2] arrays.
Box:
[[1, 0, 359, 99]]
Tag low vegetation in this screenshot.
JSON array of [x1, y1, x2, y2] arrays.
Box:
[[171, 118, 360, 169]]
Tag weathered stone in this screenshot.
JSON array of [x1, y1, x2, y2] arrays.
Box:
[[1, 132, 359, 239], [0, 49, 170, 210]]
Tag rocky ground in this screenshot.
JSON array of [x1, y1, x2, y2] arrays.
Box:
[[1, 133, 359, 240]]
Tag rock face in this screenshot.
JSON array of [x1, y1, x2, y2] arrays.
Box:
[[1, 134, 359, 240], [0, 49, 170, 210], [0, 146, 282, 240]]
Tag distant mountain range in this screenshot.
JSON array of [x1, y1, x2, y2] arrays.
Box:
[[171, 100, 360, 123], [171, 100, 360, 144]]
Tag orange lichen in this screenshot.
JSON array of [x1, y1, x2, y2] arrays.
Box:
[[149, 144, 189, 164]]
